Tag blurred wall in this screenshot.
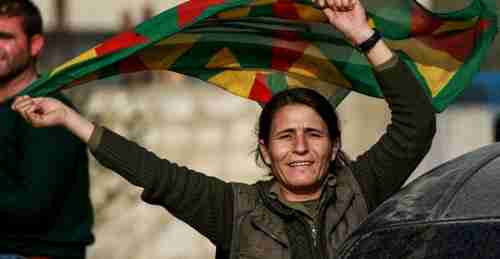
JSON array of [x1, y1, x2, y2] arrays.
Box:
[[36, 0, 185, 31], [80, 77, 264, 259]]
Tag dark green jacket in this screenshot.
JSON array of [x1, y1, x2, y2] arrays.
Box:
[[89, 56, 436, 259], [0, 93, 94, 258]]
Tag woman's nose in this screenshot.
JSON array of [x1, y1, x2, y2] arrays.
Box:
[[293, 134, 309, 154]]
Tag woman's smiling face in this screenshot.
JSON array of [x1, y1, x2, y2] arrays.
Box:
[[259, 104, 338, 201]]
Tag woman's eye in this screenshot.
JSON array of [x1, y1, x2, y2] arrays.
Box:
[[310, 132, 322, 137], [278, 134, 291, 139]]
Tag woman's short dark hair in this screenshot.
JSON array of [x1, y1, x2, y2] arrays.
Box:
[[0, 0, 43, 38], [255, 88, 350, 171]]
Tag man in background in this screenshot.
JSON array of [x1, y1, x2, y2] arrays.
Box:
[[0, 1, 94, 258]]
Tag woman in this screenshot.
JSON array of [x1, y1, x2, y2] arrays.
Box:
[[13, 0, 436, 258]]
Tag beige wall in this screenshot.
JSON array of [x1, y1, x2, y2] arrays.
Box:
[[35, 0, 186, 31], [338, 93, 496, 184]]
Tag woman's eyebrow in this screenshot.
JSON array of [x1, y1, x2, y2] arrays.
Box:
[[305, 127, 326, 132], [273, 128, 295, 136]]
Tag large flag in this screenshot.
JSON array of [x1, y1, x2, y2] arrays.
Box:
[[20, 0, 497, 112]]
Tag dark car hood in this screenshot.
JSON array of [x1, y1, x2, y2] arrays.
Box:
[[356, 143, 500, 234]]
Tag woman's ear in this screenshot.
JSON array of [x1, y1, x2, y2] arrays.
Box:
[[259, 140, 272, 165]]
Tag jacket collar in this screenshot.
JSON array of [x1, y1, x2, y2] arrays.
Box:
[[254, 169, 340, 219], [250, 171, 339, 247]]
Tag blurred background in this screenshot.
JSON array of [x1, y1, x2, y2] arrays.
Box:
[[32, 0, 500, 258]]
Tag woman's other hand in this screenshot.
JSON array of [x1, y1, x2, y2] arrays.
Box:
[[13, 95, 96, 143], [12, 96, 68, 128]]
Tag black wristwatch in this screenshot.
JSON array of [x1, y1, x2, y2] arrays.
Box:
[[356, 29, 382, 53]]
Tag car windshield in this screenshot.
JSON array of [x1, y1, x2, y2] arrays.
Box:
[[338, 221, 500, 259]]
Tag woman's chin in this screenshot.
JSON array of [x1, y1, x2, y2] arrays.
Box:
[[286, 178, 320, 192]]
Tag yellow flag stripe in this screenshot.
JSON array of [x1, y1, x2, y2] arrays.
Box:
[[289, 44, 352, 89], [143, 33, 200, 69], [50, 48, 98, 76], [156, 33, 199, 46], [217, 6, 251, 19], [206, 47, 241, 69], [387, 38, 461, 97], [295, 4, 327, 22], [434, 17, 478, 35], [208, 70, 257, 98], [254, 0, 275, 6]]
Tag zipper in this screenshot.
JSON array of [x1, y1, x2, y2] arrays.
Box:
[[316, 188, 334, 259], [311, 223, 319, 248], [316, 220, 327, 259], [297, 215, 321, 259]]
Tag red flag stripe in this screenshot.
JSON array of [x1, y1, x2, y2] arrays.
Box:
[[178, 0, 226, 28], [118, 55, 149, 74], [249, 73, 273, 102], [273, 0, 300, 20], [95, 31, 149, 56], [419, 27, 479, 62], [410, 3, 443, 36], [478, 19, 490, 32], [272, 31, 310, 71]]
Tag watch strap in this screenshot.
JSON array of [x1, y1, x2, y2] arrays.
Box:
[[356, 29, 382, 53]]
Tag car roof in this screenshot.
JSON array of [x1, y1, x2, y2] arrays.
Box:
[[354, 142, 500, 235]]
